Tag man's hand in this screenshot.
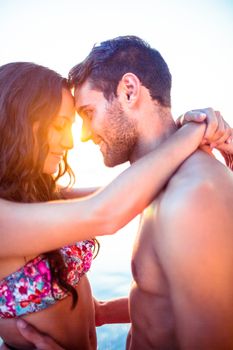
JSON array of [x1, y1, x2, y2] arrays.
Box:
[[176, 108, 233, 147], [15, 319, 65, 350]]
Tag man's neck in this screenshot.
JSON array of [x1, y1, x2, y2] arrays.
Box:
[[129, 108, 177, 164]]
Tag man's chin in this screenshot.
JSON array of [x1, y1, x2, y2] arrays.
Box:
[[103, 159, 116, 167], [103, 156, 128, 168]]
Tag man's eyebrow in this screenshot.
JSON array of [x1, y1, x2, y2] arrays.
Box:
[[76, 105, 90, 114]]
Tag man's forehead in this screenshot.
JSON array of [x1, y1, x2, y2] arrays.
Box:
[[74, 81, 104, 112], [74, 81, 90, 104]]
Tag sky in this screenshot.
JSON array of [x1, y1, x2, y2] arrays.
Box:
[[0, 0, 233, 186]]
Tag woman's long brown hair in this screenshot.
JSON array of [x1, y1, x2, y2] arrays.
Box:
[[0, 62, 98, 308]]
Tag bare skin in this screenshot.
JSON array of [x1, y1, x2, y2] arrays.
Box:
[[9, 144, 233, 350], [0, 88, 131, 350], [0, 122, 206, 349], [75, 75, 233, 349], [1, 56, 233, 348], [0, 276, 96, 349], [128, 150, 233, 349], [11, 98, 233, 350]]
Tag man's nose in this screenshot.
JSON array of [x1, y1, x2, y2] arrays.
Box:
[[81, 122, 92, 142]]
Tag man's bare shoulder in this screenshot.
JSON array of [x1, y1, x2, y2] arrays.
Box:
[[160, 150, 233, 213], [154, 149, 233, 280], [154, 150, 233, 251]]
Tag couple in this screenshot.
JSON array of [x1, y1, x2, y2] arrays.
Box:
[[0, 36, 233, 350]]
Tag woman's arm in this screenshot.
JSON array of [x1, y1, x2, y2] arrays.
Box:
[[60, 186, 100, 199], [0, 123, 206, 257]]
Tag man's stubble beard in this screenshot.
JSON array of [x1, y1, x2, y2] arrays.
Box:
[[101, 100, 138, 167]]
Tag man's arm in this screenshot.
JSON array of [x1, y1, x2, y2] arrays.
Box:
[[94, 297, 130, 326], [158, 175, 233, 349]]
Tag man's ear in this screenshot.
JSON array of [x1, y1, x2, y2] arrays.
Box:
[[117, 73, 141, 107]]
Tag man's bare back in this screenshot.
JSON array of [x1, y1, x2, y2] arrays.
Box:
[[128, 150, 233, 350]]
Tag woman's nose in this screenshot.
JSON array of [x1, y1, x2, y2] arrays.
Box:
[[61, 128, 74, 150]]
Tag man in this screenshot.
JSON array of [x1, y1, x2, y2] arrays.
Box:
[[11, 36, 233, 349]]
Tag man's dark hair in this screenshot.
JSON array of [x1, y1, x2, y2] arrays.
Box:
[[69, 35, 172, 107]]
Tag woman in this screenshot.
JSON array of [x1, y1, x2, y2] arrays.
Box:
[[0, 62, 232, 350]]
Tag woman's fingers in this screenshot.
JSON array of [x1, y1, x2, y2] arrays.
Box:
[[177, 108, 232, 147], [176, 110, 206, 127]]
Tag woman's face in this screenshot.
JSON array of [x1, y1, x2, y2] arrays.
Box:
[[43, 88, 75, 174]]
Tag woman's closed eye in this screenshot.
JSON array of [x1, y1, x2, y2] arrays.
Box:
[[53, 119, 67, 131]]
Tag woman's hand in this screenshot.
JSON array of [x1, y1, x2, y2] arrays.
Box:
[[176, 108, 232, 147]]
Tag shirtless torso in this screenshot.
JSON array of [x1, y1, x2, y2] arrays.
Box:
[[128, 151, 233, 350]]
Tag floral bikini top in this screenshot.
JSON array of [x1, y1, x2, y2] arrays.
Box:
[[0, 240, 95, 318]]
